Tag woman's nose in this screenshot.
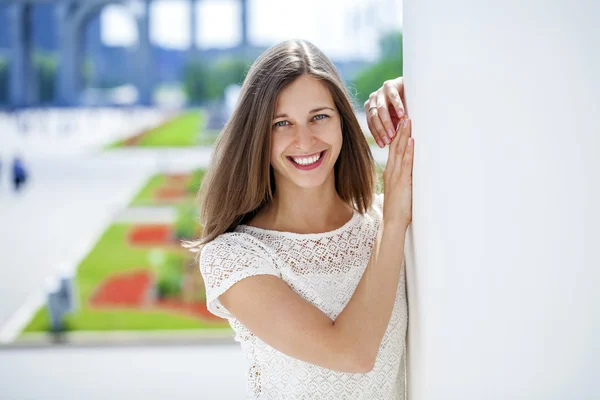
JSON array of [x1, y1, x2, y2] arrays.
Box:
[[294, 124, 316, 150]]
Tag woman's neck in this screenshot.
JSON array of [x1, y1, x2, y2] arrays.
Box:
[[251, 179, 354, 234]]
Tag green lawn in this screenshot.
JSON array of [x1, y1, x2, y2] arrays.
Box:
[[129, 169, 205, 207], [106, 110, 217, 148], [20, 224, 228, 334], [138, 112, 202, 147]]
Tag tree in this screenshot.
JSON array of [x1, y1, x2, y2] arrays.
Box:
[[352, 31, 403, 104], [183, 56, 250, 104]]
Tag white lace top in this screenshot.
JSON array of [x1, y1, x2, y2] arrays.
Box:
[[199, 193, 407, 399]]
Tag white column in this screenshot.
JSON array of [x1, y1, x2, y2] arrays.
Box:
[[403, 0, 600, 398]]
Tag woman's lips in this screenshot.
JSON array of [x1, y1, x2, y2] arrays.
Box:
[[287, 150, 327, 171]]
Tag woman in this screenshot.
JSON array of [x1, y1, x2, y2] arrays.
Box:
[[187, 40, 413, 399]]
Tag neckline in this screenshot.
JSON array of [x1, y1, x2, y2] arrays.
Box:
[[236, 209, 359, 239]]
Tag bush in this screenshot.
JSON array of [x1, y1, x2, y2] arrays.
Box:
[[155, 253, 184, 299], [174, 204, 199, 240]]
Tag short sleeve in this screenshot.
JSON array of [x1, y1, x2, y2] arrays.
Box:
[[199, 232, 281, 319]]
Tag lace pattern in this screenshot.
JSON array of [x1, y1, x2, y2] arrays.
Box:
[[199, 193, 407, 399]]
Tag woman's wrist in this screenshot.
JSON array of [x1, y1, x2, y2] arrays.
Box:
[[381, 217, 409, 233]]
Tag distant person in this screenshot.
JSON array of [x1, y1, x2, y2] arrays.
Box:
[[12, 156, 28, 192], [186, 40, 413, 399]]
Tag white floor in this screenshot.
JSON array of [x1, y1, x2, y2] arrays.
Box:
[[0, 344, 247, 400]]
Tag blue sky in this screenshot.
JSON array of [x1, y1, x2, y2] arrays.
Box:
[[101, 0, 402, 61]]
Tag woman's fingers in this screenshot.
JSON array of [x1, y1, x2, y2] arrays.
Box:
[[403, 133, 414, 181], [364, 77, 407, 149], [394, 117, 410, 161], [392, 118, 412, 179], [384, 78, 406, 123], [385, 116, 409, 175], [366, 95, 389, 147], [384, 121, 401, 174], [364, 99, 384, 148], [376, 90, 396, 141]]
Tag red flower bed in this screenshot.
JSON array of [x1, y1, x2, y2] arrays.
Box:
[[165, 173, 191, 184], [89, 269, 223, 321], [154, 187, 189, 200], [89, 269, 152, 306], [128, 225, 173, 245]]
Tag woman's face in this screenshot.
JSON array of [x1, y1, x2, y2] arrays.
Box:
[[270, 75, 343, 190]]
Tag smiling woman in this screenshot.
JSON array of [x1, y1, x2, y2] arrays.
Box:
[[184, 39, 413, 399]]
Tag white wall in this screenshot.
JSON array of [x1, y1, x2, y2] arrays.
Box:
[[403, 0, 600, 398]]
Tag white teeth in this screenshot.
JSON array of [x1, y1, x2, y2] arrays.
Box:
[[291, 153, 321, 165]]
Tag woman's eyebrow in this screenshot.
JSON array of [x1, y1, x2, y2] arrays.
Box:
[[309, 106, 335, 114], [273, 107, 335, 119]]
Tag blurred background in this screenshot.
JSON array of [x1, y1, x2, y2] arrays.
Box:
[[0, 0, 401, 398]]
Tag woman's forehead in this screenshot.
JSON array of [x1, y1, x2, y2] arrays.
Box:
[[275, 76, 335, 114]]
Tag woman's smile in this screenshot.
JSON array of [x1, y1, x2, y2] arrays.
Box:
[[287, 150, 327, 170]]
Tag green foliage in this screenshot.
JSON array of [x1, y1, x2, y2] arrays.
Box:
[[205, 57, 249, 99], [155, 253, 184, 298], [174, 203, 198, 240], [187, 169, 206, 194], [184, 59, 211, 103], [184, 56, 250, 103], [352, 31, 403, 104]]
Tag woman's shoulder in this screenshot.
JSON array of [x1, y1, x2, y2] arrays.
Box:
[[200, 231, 274, 262], [202, 231, 259, 251]]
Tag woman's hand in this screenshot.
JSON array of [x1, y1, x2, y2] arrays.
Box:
[[364, 77, 406, 148], [382, 116, 413, 229]]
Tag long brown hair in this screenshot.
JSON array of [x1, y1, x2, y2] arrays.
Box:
[[185, 39, 375, 254]]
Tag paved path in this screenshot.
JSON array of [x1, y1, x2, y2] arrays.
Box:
[[113, 206, 179, 224], [0, 343, 246, 399]]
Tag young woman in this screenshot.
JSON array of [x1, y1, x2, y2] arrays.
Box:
[[187, 40, 413, 399]]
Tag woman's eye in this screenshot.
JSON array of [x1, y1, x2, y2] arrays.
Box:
[[274, 120, 289, 128], [313, 114, 329, 121]]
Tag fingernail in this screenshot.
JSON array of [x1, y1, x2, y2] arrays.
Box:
[[398, 109, 404, 118], [383, 136, 391, 145], [387, 129, 394, 138], [377, 140, 384, 148], [403, 118, 409, 128], [408, 138, 413, 147]]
